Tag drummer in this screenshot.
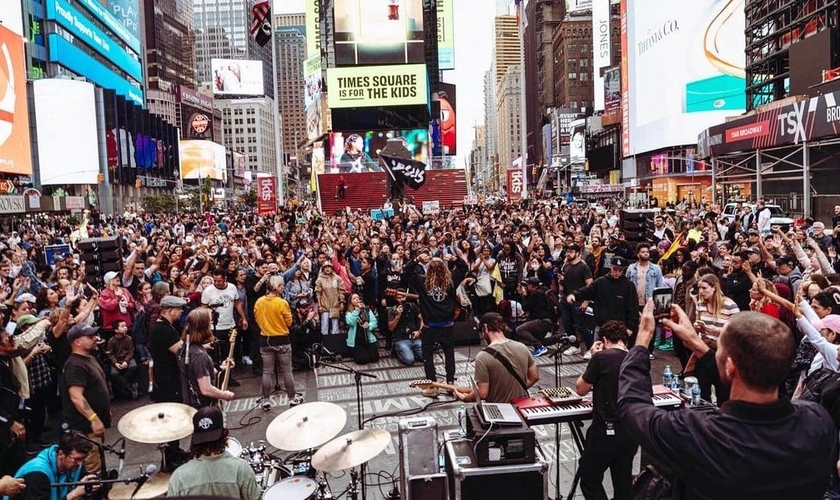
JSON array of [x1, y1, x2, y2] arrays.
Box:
[[11, 433, 98, 500], [167, 406, 260, 499]]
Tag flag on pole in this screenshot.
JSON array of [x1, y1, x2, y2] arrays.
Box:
[[381, 154, 427, 189], [251, 0, 271, 47], [661, 232, 686, 262]]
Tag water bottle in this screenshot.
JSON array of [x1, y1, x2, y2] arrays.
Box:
[[457, 404, 467, 437], [662, 364, 673, 387], [671, 374, 680, 393], [691, 383, 701, 407]]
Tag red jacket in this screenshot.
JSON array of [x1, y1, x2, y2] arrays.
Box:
[[99, 286, 136, 331]]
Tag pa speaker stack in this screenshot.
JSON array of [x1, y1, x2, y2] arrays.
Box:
[[77, 237, 122, 289], [619, 209, 659, 251]]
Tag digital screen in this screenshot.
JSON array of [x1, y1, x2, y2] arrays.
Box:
[[328, 129, 428, 173], [333, 0, 425, 66]]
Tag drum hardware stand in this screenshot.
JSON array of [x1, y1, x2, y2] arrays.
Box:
[[316, 360, 376, 500], [317, 474, 333, 499], [50, 466, 154, 500], [347, 468, 360, 500], [62, 425, 124, 480], [550, 341, 586, 500]]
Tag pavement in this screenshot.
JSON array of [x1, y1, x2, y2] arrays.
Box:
[[52, 339, 679, 499]]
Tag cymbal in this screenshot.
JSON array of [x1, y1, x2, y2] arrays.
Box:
[[108, 472, 170, 499], [266, 402, 347, 451], [118, 403, 197, 444], [311, 429, 390, 472]]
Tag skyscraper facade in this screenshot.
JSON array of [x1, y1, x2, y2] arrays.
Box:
[[275, 13, 307, 157]]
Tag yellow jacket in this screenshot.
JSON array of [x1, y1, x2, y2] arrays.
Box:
[[254, 295, 293, 336]]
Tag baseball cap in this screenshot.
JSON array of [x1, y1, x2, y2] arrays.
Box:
[[297, 298, 312, 308], [15, 315, 39, 330], [609, 233, 619, 240], [14, 293, 36, 304], [416, 247, 431, 256], [775, 255, 797, 267], [191, 406, 225, 446], [160, 295, 188, 309], [103, 271, 120, 283], [521, 276, 540, 287], [746, 246, 761, 254], [67, 324, 100, 343], [813, 314, 840, 335], [748, 229, 760, 236], [566, 243, 581, 252], [610, 256, 629, 269]]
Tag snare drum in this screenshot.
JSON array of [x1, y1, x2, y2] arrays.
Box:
[[263, 477, 318, 500], [257, 462, 291, 490], [226, 437, 242, 458]]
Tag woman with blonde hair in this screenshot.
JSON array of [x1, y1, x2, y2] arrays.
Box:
[[178, 308, 234, 408]]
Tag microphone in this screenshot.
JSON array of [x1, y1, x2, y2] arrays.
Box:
[[130, 464, 157, 498], [61, 423, 70, 434], [550, 335, 577, 357], [117, 440, 125, 474]]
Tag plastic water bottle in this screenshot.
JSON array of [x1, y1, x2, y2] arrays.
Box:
[[671, 374, 681, 393], [691, 383, 701, 407], [663, 364, 673, 387], [457, 404, 467, 437]]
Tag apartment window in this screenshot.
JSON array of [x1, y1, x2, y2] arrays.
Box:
[[569, 73, 577, 80]]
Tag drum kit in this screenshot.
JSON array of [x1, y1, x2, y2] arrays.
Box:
[[114, 401, 389, 499]]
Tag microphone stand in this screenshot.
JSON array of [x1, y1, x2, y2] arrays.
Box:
[[50, 472, 149, 499], [317, 360, 376, 500], [550, 341, 565, 500], [64, 429, 124, 481]]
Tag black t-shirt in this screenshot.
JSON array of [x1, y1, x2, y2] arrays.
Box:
[[62, 353, 111, 433], [149, 319, 181, 403], [582, 348, 627, 429], [179, 343, 215, 408], [561, 260, 592, 296], [387, 302, 421, 341]]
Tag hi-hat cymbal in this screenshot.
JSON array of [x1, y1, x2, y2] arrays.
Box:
[[266, 402, 347, 451], [311, 429, 390, 472], [108, 472, 170, 499], [118, 403, 197, 444]]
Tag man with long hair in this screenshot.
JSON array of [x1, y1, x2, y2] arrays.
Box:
[[167, 406, 260, 499], [405, 255, 468, 397], [179, 308, 235, 408]]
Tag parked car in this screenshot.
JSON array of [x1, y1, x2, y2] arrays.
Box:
[[721, 203, 793, 233]]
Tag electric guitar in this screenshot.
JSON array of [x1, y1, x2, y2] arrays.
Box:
[[409, 379, 474, 395], [385, 288, 419, 301], [217, 328, 238, 410]]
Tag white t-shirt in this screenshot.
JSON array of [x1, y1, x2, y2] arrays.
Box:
[[201, 283, 239, 330]]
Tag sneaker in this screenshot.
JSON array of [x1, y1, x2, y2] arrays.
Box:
[[649, 353, 656, 360], [242, 356, 253, 366], [563, 346, 581, 356], [531, 345, 548, 357], [289, 395, 304, 407], [129, 383, 139, 400], [148, 381, 154, 393], [421, 387, 439, 398], [583, 351, 592, 360], [260, 400, 271, 411]]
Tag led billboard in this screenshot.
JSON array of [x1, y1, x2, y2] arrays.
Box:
[[437, 0, 455, 70], [327, 64, 428, 109], [569, 119, 586, 164], [211, 59, 264, 96], [304, 54, 325, 141], [604, 66, 620, 114], [108, 0, 140, 41], [0, 23, 32, 175], [328, 129, 429, 173], [179, 140, 227, 181], [76, 0, 141, 54], [622, 0, 746, 156], [333, 0, 425, 66]]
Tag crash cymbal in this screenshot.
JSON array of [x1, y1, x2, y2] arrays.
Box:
[[108, 472, 170, 499], [311, 429, 390, 472], [266, 402, 347, 451], [118, 403, 197, 444]]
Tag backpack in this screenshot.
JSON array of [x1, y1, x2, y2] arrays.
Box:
[[131, 309, 149, 345]]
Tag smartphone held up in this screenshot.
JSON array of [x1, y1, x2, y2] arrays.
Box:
[[653, 287, 673, 323]]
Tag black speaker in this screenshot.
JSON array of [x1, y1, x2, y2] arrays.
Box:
[[77, 236, 120, 251]]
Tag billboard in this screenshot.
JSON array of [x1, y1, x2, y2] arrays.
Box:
[[604, 66, 620, 114], [328, 129, 429, 173], [507, 168, 524, 202], [76, 0, 141, 54], [566, 0, 593, 14], [211, 59, 264, 96], [303, 54, 325, 141], [435, 83, 456, 155], [175, 85, 213, 112], [0, 23, 32, 175], [179, 140, 227, 181], [0, 3, 24, 35], [333, 0, 425, 66], [437, 0, 455, 70], [305, 0, 321, 56], [327, 64, 428, 109], [33, 80, 97, 184], [257, 177, 276, 214], [569, 119, 586, 164], [622, 0, 746, 156], [108, 0, 140, 41]]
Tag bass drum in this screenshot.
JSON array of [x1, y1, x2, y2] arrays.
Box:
[[256, 463, 291, 490], [263, 477, 318, 500]]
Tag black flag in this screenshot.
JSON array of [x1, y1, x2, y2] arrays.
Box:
[[381, 154, 427, 190], [250, 1, 271, 47]]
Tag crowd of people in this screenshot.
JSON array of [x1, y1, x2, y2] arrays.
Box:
[[0, 197, 835, 497]]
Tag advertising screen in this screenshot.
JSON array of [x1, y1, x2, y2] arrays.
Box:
[[179, 140, 227, 181], [257, 176, 276, 215], [0, 24, 33, 175], [328, 129, 428, 173], [211, 59, 264, 96], [305, 0, 321, 57], [435, 83, 456, 155], [303, 54, 325, 141], [569, 119, 586, 164], [327, 64, 428, 109], [108, 0, 140, 41], [333, 0, 425, 66], [76, 0, 141, 54], [604, 66, 620, 114], [33, 79, 97, 184], [622, 0, 745, 155], [566, 0, 593, 14], [437, 0, 455, 70]]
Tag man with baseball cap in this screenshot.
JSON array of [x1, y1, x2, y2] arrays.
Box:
[[60, 324, 110, 474], [166, 406, 260, 499]]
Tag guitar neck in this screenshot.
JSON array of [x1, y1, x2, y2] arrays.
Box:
[[428, 382, 473, 393], [217, 330, 237, 407]]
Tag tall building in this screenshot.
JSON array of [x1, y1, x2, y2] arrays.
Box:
[[144, 0, 197, 92], [493, 15, 521, 86], [216, 98, 277, 175], [483, 70, 498, 190], [193, 0, 273, 98], [497, 65, 522, 172], [275, 13, 307, 157], [551, 17, 594, 110]]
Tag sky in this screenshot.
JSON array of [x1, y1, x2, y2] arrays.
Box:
[[274, 0, 495, 157]]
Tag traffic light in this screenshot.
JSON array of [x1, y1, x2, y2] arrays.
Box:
[[97, 173, 104, 184]]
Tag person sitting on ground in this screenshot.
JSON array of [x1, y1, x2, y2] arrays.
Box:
[[105, 320, 138, 400]]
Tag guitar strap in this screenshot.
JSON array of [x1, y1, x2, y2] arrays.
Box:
[[483, 346, 529, 393]]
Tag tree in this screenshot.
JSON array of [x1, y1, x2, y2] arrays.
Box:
[[239, 188, 257, 207], [141, 194, 178, 214]]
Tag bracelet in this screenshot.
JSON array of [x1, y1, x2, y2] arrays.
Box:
[[88, 413, 98, 422]]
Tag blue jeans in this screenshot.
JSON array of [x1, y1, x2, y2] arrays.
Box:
[[560, 299, 593, 349], [393, 338, 423, 365]]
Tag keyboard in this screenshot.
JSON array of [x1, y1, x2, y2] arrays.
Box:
[[484, 404, 503, 420]]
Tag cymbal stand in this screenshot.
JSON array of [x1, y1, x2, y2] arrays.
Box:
[[347, 468, 360, 500]]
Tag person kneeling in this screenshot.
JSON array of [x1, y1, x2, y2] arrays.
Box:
[[387, 291, 423, 365]]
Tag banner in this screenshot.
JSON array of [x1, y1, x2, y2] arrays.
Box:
[[327, 64, 428, 109], [303, 54, 325, 141], [381, 153, 426, 189], [436, 0, 455, 70], [305, 0, 321, 56], [507, 168, 524, 202], [0, 23, 33, 175], [604, 66, 620, 115], [108, 0, 139, 41], [257, 177, 276, 214], [211, 59, 264, 96], [250, 0, 271, 47]]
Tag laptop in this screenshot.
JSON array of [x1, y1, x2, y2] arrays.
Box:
[[471, 375, 523, 426]]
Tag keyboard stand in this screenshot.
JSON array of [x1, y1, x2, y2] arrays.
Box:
[[549, 342, 587, 500]]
